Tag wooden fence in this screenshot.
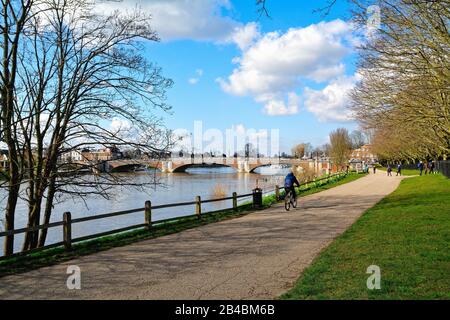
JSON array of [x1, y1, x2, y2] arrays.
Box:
[[0, 172, 347, 259]]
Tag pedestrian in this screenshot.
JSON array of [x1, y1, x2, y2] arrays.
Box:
[[428, 161, 434, 174], [387, 165, 392, 176], [396, 163, 402, 176], [373, 165, 376, 174], [418, 161, 424, 176]]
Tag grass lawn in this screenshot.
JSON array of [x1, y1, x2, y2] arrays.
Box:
[[0, 172, 366, 277], [282, 174, 450, 299], [378, 167, 421, 176]]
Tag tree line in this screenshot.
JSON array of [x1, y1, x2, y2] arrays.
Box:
[[291, 129, 369, 167]]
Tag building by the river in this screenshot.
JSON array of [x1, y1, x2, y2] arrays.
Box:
[[350, 144, 377, 163], [349, 144, 378, 170], [60, 146, 123, 163]]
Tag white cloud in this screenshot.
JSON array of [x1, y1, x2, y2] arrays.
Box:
[[232, 123, 269, 140], [110, 117, 133, 135], [195, 69, 204, 76], [304, 74, 361, 122], [218, 19, 356, 117], [259, 92, 299, 116], [228, 22, 261, 50], [95, 0, 239, 41], [188, 69, 204, 85]]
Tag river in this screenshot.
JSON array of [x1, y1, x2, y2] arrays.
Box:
[[0, 166, 290, 254]]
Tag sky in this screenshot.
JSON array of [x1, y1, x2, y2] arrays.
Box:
[[102, 0, 363, 154]]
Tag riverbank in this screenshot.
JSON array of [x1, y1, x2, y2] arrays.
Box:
[[1, 171, 397, 299], [0, 169, 279, 252], [0, 172, 365, 277], [282, 173, 450, 299]]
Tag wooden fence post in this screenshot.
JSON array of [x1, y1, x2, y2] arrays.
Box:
[[275, 185, 280, 201], [145, 200, 152, 229], [232, 192, 237, 211], [63, 211, 72, 251], [196, 196, 202, 218]]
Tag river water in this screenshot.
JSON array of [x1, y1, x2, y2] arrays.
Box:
[[1, 166, 289, 253]]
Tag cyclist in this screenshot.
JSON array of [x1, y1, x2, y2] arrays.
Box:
[[284, 171, 300, 200]]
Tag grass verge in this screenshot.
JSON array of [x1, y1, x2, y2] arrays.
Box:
[[282, 174, 450, 300], [378, 167, 421, 176], [0, 172, 366, 277]]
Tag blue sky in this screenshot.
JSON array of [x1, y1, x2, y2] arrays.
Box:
[[111, 0, 361, 153]]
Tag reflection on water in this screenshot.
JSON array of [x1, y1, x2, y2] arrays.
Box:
[[0, 166, 290, 253]]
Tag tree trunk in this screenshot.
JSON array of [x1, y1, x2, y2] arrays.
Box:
[[3, 182, 19, 256], [38, 177, 56, 248], [22, 199, 42, 251]]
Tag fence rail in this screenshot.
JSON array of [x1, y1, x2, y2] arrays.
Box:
[[436, 160, 450, 178], [0, 172, 347, 259]]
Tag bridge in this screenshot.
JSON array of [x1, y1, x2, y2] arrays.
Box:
[[87, 157, 332, 174]]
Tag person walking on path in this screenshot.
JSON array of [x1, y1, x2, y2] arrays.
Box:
[[428, 161, 434, 174], [418, 161, 424, 176], [387, 165, 392, 176], [396, 163, 402, 176], [373, 165, 376, 174]]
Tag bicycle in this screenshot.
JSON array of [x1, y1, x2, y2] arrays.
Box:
[[284, 188, 297, 211]]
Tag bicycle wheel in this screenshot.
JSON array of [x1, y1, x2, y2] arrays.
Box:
[[292, 197, 297, 208], [284, 193, 291, 211]]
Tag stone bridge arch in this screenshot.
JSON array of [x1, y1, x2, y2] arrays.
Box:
[[77, 157, 332, 175]]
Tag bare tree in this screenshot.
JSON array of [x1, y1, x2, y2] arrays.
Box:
[[258, 1, 449, 162], [0, 0, 38, 255], [291, 142, 312, 158], [329, 128, 352, 168], [291, 144, 305, 159], [256, 0, 270, 18], [350, 130, 367, 149], [1, 0, 173, 254], [350, 0, 450, 162]]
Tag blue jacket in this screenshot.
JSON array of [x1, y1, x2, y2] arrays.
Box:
[[285, 173, 299, 188]]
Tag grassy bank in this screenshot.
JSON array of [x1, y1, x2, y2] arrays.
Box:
[[378, 167, 420, 176], [262, 172, 366, 206], [0, 172, 366, 277], [282, 174, 450, 299]]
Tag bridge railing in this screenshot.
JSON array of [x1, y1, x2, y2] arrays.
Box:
[[0, 172, 348, 259]]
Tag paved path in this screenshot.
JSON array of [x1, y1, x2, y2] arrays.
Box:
[[0, 172, 404, 300]]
